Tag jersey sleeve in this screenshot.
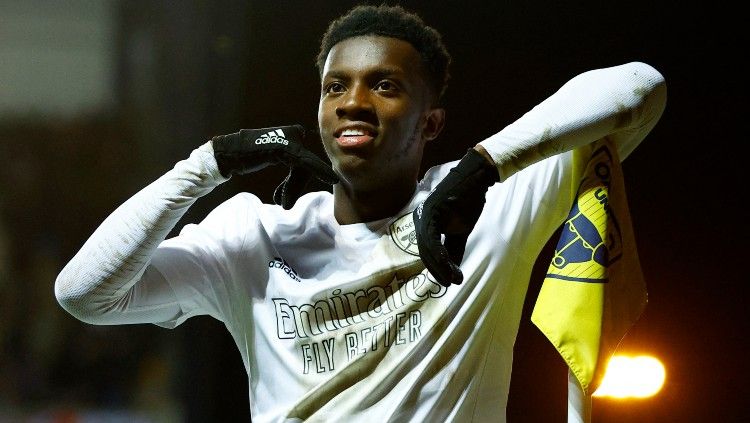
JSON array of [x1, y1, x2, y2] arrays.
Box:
[[148, 193, 268, 328], [54, 141, 229, 327], [479, 62, 666, 182]]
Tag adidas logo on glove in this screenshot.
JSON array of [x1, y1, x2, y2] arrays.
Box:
[[255, 129, 289, 145]]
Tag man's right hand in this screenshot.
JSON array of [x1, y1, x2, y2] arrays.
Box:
[[212, 125, 339, 209]]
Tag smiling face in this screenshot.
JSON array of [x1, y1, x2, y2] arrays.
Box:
[[318, 35, 444, 191]]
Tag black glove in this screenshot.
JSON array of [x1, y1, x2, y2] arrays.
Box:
[[413, 148, 499, 287], [212, 125, 339, 209]]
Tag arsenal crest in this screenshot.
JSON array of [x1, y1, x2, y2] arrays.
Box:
[[389, 212, 420, 256]]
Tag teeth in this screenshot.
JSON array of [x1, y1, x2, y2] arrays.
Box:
[[341, 129, 366, 136]]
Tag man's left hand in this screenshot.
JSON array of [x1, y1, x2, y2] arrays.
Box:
[[413, 147, 499, 287]]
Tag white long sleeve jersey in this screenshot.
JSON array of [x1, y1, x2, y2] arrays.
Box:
[[55, 62, 666, 422]]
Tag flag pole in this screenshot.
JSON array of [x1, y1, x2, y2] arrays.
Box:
[[567, 369, 592, 423]]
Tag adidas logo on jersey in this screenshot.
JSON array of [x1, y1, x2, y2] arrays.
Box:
[[255, 129, 289, 145], [269, 256, 301, 282]]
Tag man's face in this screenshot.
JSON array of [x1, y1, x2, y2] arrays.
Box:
[[318, 35, 444, 188]]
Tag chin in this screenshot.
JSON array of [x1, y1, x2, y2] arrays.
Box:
[[333, 158, 381, 189], [335, 155, 370, 175]]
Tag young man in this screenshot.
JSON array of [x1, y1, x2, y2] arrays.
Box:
[[55, 5, 666, 422]]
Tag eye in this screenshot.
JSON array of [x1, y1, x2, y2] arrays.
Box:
[[375, 80, 398, 92], [324, 82, 346, 94]]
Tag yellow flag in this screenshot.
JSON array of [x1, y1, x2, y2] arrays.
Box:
[[531, 139, 647, 395]]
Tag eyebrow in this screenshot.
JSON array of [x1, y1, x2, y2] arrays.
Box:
[[322, 66, 406, 81]]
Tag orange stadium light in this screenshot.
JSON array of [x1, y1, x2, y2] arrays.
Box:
[[592, 355, 666, 399]]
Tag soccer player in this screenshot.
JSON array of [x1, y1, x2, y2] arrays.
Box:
[[55, 5, 666, 421]]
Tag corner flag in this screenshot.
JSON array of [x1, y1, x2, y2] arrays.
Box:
[[531, 139, 647, 399]]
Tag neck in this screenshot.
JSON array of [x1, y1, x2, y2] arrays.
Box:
[[333, 179, 417, 225]]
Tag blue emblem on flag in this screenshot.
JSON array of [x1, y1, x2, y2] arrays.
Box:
[[546, 147, 623, 283], [552, 201, 608, 269]]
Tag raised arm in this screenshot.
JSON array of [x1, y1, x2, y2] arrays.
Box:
[[415, 62, 667, 286], [55, 125, 338, 325], [477, 61, 666, 181]]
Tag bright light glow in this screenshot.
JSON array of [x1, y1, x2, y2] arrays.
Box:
[[593, 355, 665, 398]]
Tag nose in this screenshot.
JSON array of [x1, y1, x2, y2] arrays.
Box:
[[335, 83, 375, 119]]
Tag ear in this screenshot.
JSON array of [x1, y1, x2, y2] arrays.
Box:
[[422, 107, 446, 142]]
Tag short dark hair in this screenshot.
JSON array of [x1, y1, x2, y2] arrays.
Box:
[[317, 4, 451, 104]]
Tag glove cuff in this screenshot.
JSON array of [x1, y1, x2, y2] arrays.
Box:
[[456, 148, 500, 188], [212, 131, 243, 178]]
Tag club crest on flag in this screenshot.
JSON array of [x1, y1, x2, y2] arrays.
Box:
[[546, 147, 623, 284]]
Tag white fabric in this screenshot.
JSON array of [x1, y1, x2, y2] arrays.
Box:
[[55, 142, 227, 325], [479, 62, 666, 181], [55, 62, 666, 422], [150, 154, 577, 422], [568, 369, 592, 423]]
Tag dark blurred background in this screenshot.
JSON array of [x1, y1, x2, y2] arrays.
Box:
[[0, 1, 744, 421]]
